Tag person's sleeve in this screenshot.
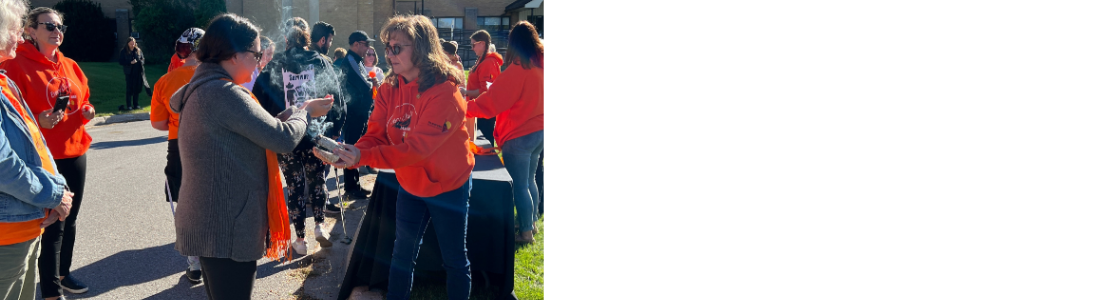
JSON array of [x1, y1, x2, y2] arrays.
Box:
[[216, 85, 307, 154], [323, 67, 346, 139], [467, 67, 523, 119], [0, 106, 65, 209], [118, 50, 127, 66], [354, 89, 465, 169], [352, 86, 390, 159], [74, 65, 92, 124], [149, 75, 169, 123], [251, 71, 280, 117]]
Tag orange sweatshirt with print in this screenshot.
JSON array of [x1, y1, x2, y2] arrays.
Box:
[[467, 52, 502, 99], [150, 65, 196, 140], [0, 75, 51, 246], [0, 42, 93, 159], [466, 60, 544, 145], [353, 76, 474, 198]]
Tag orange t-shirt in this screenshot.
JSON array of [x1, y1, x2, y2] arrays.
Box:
[[0, 75, 50, 246], [150, 65, 196, 140]]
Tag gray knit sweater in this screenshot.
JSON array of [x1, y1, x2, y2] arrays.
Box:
[[169, 63, 308, 262]]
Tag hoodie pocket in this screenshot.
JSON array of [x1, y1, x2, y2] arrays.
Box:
[[231, 189, 266, 259]]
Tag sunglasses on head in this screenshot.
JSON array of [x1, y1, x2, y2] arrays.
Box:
[[38, 22, 66, 33]]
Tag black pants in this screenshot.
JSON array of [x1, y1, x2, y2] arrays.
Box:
[[342, 114, 369, 194], [38, 154, 86, 298], [477, 117, 496, 146], [164, 139, 181, 202], [125, 73, 144, 108], [199, 257, 256, 300]]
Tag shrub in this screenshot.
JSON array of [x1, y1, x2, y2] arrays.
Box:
[[52, 0, 116, 62]]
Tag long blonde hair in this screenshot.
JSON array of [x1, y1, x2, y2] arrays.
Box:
[[379, 14, 464, 92], [0, 0, 27, 48]]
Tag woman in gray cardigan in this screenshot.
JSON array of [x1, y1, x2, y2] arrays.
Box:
[[168, 13, 332, 300]]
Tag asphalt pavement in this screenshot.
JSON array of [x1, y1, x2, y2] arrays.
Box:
[[40, 120, 369, 300]]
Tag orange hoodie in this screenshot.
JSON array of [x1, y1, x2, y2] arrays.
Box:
[[466, 60, 544, 145], [353, 76, 474, 198], [150, 65, 196, 140], [467, 52, 502, 98], [0, 42, 93, 159], [167, 55, 185, 73]]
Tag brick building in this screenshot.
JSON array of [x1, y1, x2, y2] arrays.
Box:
[[28, 0, 544, 68]]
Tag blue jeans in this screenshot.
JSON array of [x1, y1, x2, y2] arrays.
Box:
[[502, 130, 544, 232], [387, 176, 473, 300]]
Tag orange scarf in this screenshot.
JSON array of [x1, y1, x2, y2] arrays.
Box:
[[232, 80, 291, 261]]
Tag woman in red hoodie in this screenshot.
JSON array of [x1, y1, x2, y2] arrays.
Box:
[[320, 14, 474, 300], [461, 29, 502, 146], [466, 21, 544, 243], [0, 7, 94, 299]]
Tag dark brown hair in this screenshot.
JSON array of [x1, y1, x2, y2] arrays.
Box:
[[439, 39, 458, 55], [260, 36, 274, 51], [504, 21, 543, 69], [195, 13, 261, 64], [379, 15, 464, 92]]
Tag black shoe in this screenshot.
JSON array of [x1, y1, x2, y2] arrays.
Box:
[[186, 269, 202, 284], [59, 275, 89, 294]]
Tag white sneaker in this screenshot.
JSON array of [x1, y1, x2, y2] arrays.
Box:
[[292, 239, 308, 255], [315, 225, 333, 248]]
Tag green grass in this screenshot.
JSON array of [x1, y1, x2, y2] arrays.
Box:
[[409, 218, 544, 300], [80, 62, 169, 117]]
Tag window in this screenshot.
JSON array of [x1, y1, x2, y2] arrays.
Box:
[[431, 17, 464, 30], [477, 17, 510, 32]]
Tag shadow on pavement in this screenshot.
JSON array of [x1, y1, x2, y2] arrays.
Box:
[[141, 272, 208, 300], [88, 136, 166, 150], [65, 243, 188, 299]]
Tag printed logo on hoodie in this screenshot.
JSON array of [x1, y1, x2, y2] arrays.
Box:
[[389, 103, 416, 144]]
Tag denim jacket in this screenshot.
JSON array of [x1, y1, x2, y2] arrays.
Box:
[[0, 77, 65, 222]]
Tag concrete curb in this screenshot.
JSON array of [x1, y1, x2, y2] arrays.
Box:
[[88, 112, 149, 127]]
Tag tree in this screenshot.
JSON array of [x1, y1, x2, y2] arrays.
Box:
[[129, 0, 195, 65], [53, 0, 116, 62]]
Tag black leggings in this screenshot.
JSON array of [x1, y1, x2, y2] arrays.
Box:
[[199, 257, 256, 299], [38, 154, 86, 298], [278, 147, 327, 238]]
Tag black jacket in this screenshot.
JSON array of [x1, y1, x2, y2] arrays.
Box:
[[252, 47, 346, 151], [332, 51, 376, 121], [118, 47, 144, 76]]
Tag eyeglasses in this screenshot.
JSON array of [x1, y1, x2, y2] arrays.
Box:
[[243, 50, 262, 63], [38, 22, 66, 33], [385, 43, 414, 56], [365, 52, 376, 57]]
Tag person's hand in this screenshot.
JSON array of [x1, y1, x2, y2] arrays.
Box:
[[38, 110, 62, 129], [82, 105, 95, 120], [331, 144, 361, 169], [51, 190, 73, 222], [40, 209, 59, 228], [131, 59, 137, 64], [369, 77, 379, 87], [302, 97, 334, 118], [459, 87, 467, 96]]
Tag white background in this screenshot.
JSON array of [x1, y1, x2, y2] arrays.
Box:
[[548, 0, 1100, 298]]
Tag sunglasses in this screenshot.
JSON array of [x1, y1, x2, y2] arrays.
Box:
[[385, 43, 413, 56], [38, 22, 66, 33]]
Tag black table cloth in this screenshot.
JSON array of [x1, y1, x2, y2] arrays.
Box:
[[338, 136, 516, 300]]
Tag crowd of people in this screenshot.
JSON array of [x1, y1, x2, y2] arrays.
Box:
[[0, 0, 543, 299]]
